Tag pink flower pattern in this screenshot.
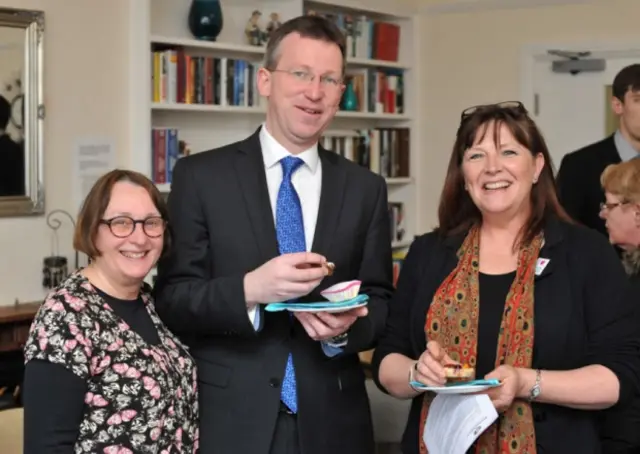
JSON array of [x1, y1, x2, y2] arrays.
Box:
[[23, 272, 199, 453]]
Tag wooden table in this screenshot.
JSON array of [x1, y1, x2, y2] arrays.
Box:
[[0, 302, 40, 353]]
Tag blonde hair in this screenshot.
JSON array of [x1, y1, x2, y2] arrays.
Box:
[[601, 159, 640, 203]]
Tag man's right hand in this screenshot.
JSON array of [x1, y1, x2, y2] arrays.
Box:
[[244, 252, 330, 305]]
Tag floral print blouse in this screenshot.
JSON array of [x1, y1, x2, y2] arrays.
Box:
[[23, 272, 199, 453]]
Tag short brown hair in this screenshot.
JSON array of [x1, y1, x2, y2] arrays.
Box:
[[264, 15, 346, 75], [601, 159, 640, 203], [73, 169, 170, 258], [613, 64, 640, 102], [437, 102, 572, 247]]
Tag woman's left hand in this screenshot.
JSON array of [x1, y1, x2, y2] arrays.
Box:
[[484, 365, 522, 412]]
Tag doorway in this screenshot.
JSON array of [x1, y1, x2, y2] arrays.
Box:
[[520, 43, 640, 172]]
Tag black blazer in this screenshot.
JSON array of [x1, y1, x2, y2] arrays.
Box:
[[556, 135, 621, 237], [153, 127, 394, 454], [372, 217, 640, 454]]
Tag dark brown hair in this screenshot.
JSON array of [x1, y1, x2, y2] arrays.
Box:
[[73, 169, 170, 258], [264, 15, 346, 75], [437, 102, 572, 247], [613, 64, 640, 102]]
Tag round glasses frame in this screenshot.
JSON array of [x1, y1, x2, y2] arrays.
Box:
[[99, 216, 166, 238]]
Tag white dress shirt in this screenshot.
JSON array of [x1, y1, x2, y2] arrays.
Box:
[[247, 123, 322, 323]]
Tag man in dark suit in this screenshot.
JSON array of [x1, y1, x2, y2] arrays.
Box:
[[153, 15, 394, 454], [556, 64, 640, 238]]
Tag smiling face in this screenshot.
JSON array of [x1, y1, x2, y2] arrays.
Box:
[[257, 33, 344, 153], [92, 181, 164, 287], [599, 191, 640, 249], [461, 121, 544, 220]]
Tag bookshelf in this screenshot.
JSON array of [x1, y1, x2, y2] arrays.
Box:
[[127, 0, 421, 253]]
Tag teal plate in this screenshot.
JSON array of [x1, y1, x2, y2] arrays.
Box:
[[265, 294, 369, 313]]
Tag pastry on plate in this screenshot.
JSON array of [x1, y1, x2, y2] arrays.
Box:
[[443, 363, 475, 384]]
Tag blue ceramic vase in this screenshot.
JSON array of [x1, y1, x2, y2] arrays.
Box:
[[188, 0, 223, 41]]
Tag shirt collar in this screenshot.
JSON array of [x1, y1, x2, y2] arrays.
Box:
[[259, 123, 319, 173], [614, 129, 640, 162]]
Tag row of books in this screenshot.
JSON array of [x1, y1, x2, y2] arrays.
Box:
[[151, 50, 262, 108], [322, 128, 410, 179], [151, 128, 190, 185], [345, 68, 404, 115], [306, 10, 401, 62]]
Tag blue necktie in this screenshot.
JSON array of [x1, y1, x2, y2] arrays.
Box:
[[276, 156, 305, 413]]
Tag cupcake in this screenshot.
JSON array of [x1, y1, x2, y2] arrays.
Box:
[[320, 280, 361, 302]]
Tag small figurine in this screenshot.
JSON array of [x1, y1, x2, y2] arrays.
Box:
[[265, 12, 282, 41], [245, 10, 264, 46]]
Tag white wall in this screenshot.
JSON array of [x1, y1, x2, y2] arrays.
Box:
[[0, 0, 130, 306], [416, 0, 640, 232]]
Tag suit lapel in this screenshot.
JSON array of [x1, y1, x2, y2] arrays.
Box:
[[234, 128, 279, 262], [311, 147, 347, 257]]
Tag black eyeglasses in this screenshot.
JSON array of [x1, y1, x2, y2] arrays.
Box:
[[460, 101, 528, 121], [100, 216, 166, 238]]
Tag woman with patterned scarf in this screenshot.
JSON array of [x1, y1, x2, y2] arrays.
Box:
[[371, 101, 640, 454], [598, 159, 640, 454]]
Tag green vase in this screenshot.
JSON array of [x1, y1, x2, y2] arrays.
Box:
[[342, 81, 358, 111]]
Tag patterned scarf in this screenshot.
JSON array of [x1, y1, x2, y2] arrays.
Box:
[[418, 225, 542, 454]]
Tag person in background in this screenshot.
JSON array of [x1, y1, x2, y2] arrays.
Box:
[[556, 64, 640, 237], [0, 95, 24, 196], [598, 159, 640, 453], [372, 101, 640, 454], [22, 169, 199, 453], [153, 14, 394, 454]]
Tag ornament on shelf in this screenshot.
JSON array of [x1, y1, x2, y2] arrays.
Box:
[[245, 10, 266, 46], [42, 209, 80, 289], [265, 13, 282, 42], [341, 77, 358, 111], [187, 0, 224, 41]]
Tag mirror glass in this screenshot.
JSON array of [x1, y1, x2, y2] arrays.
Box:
[[0, 8, 44, 216]]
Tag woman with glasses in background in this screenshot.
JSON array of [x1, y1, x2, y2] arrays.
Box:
[[372, 101, 640, 454], [22, 169, 199, 453], [598, 159, 640, 454]]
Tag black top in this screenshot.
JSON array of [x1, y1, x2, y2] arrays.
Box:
[[372, 217, 640, 454], [476, 271, 515, 380], [23, 288, 160, 454]]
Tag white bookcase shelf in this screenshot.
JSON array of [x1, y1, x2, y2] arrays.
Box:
[[128, 0, 421, 251]]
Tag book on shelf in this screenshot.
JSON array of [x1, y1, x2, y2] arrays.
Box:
[[151, 49, 263, 108], [392, 249, 407, 288], [389, 202, 406, 246], [343, 68, 404, 114], [322, 128, 410, 178], [304, 9, 401, 62], [151, 127, 190, 185]]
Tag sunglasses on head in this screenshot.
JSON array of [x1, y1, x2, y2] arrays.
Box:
[[460, 101, 528, 121]]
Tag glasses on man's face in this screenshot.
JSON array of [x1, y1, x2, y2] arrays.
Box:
[[100, 216, 166, 238], [600, 201, 629, 212], [460, 101, 528, 121], [269, 69, 343, 90]]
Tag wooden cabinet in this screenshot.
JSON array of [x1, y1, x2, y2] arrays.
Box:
[[0, 303, 39, 353]]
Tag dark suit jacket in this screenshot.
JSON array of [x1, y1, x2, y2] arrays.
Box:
[[153, 127, 394, 454], [556, 135, 621, 237], [371, 217, 640, 454], [599, 270, 640, 454]]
